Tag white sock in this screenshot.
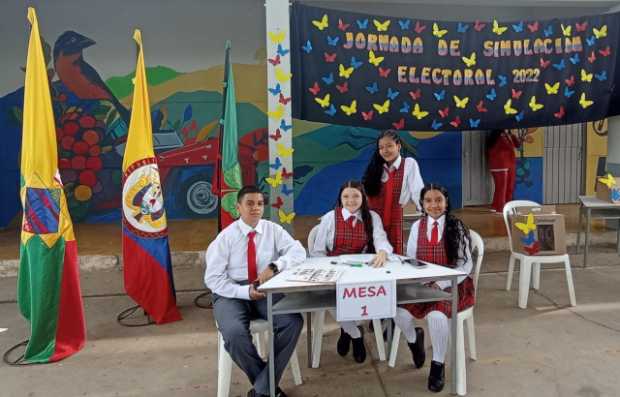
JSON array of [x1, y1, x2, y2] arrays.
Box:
[[394, 307, 418, 343], [427, 311, 449, 363]]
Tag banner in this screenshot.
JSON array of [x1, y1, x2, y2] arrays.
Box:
[[291, 4, 620, 131]]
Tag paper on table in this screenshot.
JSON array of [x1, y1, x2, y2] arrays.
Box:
[[285, 266, 344, 283]]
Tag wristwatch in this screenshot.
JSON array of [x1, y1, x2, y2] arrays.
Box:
[[268, 263, 279, 274]]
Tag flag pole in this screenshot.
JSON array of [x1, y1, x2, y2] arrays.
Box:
[[194, 41, 231, 310]]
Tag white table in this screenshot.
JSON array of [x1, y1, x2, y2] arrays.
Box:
[[577, 196, 620, 267], [259, 256, 466, 396]]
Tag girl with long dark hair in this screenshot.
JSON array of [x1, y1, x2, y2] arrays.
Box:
[[310, 180, 393, 363], [362, 130, 424, 254], [393, 183, 475, 393]]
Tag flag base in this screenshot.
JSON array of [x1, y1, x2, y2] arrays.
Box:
[[193, 291, 213, 309], [116, 305, 155, 327], [2, 340, 34, 366]]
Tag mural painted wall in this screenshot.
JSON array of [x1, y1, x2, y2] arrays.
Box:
[[0, 1, 609, 227]]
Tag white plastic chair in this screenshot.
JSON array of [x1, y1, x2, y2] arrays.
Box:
[[217, 319, 302, 397], [307, 225, 387, 368], [388, 229, 484, 396], [502, 200, 576, 309]]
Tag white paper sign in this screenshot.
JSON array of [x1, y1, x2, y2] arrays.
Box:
[[336, 278, 396, 321]]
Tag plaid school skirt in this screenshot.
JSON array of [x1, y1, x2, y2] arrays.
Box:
[[401, 276, 475, 319]]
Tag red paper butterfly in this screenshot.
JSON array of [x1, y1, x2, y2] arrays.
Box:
[[575, 21, 588, 32], [449, 116, 461, 128], [361, 110, 374, 121], [336, 81, 349, 94], [269, 128, 282, 141], [588, 51, 596, 64], [511, 89, 523, 100], [392, 118, 405, 130], [281, 168, 294, 179], [279, 93, 292, 105], [599, 46, 611, 57], [564, 75, 575, 87], [553, 106, 565, 119], [476, 100, 488, 113], [527, 21, 539, 32], [414, 21, 426, 34], [438, 107, 449, 118], [523, 241, 540, 255], [308, 82, 320, 95], [323, 52, 337, 63], [271, 196, 284, 209], [474, 20, 486, 32], [268, 54, 281, 66], [409, 88, 422, 101], [378, 67, 391, 78], [338, 18, 351, 32], [539, 57, 550, 69]]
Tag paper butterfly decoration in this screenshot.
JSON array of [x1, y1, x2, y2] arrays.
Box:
[[279, 209, 296, 224], [515, 213, 536, 235], [598, 173, 617, 188]]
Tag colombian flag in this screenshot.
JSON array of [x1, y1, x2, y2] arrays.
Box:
[[17, 7, 86, 363], [121, 30, 181, 324]]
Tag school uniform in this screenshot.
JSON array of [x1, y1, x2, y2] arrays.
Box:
[[394, 215, 474, 364], [368, 155, 424, 255], [311, 207, 393, 337], [487, 132, 521, 212], [205, 219, 306, 396]]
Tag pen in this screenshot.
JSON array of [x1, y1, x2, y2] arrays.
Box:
[[348, 263, 363, 267]]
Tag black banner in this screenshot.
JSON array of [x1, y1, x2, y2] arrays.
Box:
[[291, 3, 620, 131]]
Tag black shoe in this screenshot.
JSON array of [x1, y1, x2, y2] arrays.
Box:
[[351, 333, 366, 363], [336, 328, 351, 356], [248, 387, 288, 397], [427, 360, 445, 393], [407, 327, 426, 368], [275, 387, 288, 397]]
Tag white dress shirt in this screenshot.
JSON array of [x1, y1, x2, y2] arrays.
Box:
[[406, 215, 472, 289], [310, 208, 393, 257], [381, 156, 425, 211], [204, 219, 306, 300]]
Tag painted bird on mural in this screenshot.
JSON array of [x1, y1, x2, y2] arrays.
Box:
[[53, 31, 130, 122]]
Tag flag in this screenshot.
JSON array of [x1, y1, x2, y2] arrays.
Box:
[[17, 7, 86, 363], [213, 42, 242, 230], [121, 30, 181, 324]]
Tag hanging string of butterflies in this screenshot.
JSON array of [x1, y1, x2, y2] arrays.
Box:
[[267, 29, 296, 225], [291, 3, 618, 131]]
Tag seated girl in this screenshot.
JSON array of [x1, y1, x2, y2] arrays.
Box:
[[310, 180, 393, 363], [394, 184, 474, 393]]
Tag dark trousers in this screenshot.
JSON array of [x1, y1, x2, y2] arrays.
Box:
[[213, 293, 303, 395]]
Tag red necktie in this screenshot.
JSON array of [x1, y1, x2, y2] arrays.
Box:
[[346, 216, 355, 228], [247, 231, 257, 282], [430, 221, 439, 245], [383, 169, 396, 228]]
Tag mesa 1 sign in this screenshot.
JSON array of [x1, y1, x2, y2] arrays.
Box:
[[336, 279, 396, 322]]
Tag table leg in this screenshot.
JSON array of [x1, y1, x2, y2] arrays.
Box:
[[616, 220, 620, 254], [451, 276, 458, 395], [306, 312, 312, 368], [267, 292, 275, 397], [576, 205, 583, 254], [584, 208, 591, 268]]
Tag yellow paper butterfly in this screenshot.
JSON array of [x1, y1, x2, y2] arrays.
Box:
[[265, 170, 283, 188], [274, 67, 292, 83], [268, 31, 285, 44], [560, 24, 572, 37], [579, 92, 594, 109], [593, 25, 607, 39], [267, 104, 285, 120], [529, 96, 544, 112], [373, 99, 390, 114], [341, 100, 358, 116], [432, 23, 448, 38], [453, 95, 469, 109], [312, 14, 329, 31], [368, 50, 384, 67], [515, 213, 536, 235], [338, 63, 354, 79], [278, 208, 296, 224], [598, 173, 617, 188], [276, 143, 294, 157], [544, 82, 560, 95], [461, 52, 476, 67], [411, 103, 429, 120], [373, 19, 391, 32], [492, 20, 508, 35], [504, 99, 518, 115], [314, 93, 331, 108], [581, 69, 593, 82]]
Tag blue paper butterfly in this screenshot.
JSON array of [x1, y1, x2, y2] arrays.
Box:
[[326, 35, 340, 47], [366, 82, 379, 94], [301, 40, 312, 54], [457, 22, 470, 33], [512, 21, 524, 33], [498, 75, 508, 87], [270, 157, 282, 170], [431, 119, 443, 130], [400, 101, 411, 113], [356, 18, 369, 29], [276, 44, 289, 56], [398, 19, 411, 30], [322, 72, 334, 85], [387, 88, 400, 100], [280, 119, 292, 131], [433, 89, 446, 101], [486, 88, 497, 101], [324, 104, 337, 116], [268, 83, 281, 96]]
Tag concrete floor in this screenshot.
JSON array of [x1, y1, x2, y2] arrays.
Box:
[[1, 248, 620, 397]]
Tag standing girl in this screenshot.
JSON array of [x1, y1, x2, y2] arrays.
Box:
[[363, 130, 425, 254], [394, 184, 475, 393], [310, 180, 393, 363], [486, 129, 521, 213]]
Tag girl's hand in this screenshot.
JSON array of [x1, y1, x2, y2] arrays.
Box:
[[371, 250, 388, 267]]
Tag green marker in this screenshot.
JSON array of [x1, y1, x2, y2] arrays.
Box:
[[349, 263, 363, 267]]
